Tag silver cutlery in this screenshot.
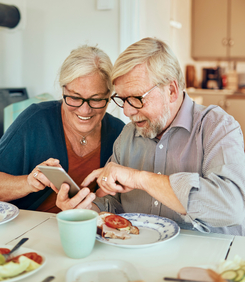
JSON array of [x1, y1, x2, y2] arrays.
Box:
[[41, 276, 55, 282], [163, 277, 232, 282], [0, 237, 29, 264]]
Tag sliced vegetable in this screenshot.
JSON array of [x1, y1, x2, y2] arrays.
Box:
[[0, 249, 10, 255], [104, 215, 130, 229], [234, 269, 245, 282], [221, 270, 238, 280], [0, 255, 5, 266], [0, 256, 30, 279], [12, 252, 42, 264]]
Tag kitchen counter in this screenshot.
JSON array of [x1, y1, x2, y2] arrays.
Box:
[[187, 88, 235, 95], [187, 88, 245, 97]]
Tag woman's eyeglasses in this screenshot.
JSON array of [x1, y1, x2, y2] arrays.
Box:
[[63, 86, 109, 109]]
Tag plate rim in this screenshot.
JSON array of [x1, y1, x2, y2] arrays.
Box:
[[0, 202, 19, 225], [0, 244, 46, 281], [96, 212, 180, 248], [66, 259, 142, 282]]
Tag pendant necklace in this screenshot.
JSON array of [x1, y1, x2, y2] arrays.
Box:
[[78, 127, 97, 146], [80, 134, 89, 145]]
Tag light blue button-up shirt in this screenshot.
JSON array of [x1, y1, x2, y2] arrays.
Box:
[[94, 93, 245, 235]]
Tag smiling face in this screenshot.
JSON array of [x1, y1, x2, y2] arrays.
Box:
[[62, 73, 110, 135], [114, 64, 172, 139]]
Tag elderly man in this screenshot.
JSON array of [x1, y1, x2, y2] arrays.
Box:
[[58, 37, 245, 235]]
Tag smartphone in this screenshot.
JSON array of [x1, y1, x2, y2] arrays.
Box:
[[38, 165, 80, 198]]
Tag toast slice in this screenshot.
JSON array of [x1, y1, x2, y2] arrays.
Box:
[[97, 212, 139, 240]]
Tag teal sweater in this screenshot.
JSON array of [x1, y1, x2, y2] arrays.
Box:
[[0, 100, 125, 210]]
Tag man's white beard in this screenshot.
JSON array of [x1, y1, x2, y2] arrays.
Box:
[[131, 105, 171, 139]]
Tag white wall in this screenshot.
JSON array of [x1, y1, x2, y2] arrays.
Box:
[[139, 0, 170, 43], [0, 0, 121, 118]]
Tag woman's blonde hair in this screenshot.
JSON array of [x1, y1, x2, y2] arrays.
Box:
[[59, 45, 113, 93], [112, 37, 185, 91]]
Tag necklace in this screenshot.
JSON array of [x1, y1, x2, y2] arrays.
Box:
[[78, 126, 98, 146], [80, 134, 90, 145]]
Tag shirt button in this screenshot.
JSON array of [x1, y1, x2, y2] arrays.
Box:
[[159, 144, 164, 149], [157, 172, 161, 174], [154, 201, 158, 206]]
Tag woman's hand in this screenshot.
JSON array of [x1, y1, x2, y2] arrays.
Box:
[[27, 158, 61, 193], [55, 183, 96, 210]]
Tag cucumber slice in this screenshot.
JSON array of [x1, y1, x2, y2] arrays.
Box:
[[234, 269, 245, 282], [239, 277, 245, 282], [221, 270, 237, 280]]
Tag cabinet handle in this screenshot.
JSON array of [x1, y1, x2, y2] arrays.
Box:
[[228, 39, 234, 46], [222, 38, 228, 46]]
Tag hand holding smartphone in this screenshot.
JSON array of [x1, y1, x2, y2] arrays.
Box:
[[38, 165, 80, 198]]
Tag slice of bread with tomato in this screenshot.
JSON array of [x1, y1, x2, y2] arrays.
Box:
[[97, 212, 139, 240]]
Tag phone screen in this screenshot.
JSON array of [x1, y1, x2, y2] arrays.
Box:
[[38, 166, 80, 198]]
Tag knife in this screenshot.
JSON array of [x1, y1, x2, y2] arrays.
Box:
[[41, 276, 55, 282], [163, 277, 233, 282]]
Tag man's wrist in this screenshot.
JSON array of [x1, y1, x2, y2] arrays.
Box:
[[137, 170, 148, 191]]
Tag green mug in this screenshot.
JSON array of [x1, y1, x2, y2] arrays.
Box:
[[57, 209, 98, 259]]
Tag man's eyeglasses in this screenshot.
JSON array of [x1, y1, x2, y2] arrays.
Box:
[[111, 85, 158, 109], [63, 86, 110, 109]]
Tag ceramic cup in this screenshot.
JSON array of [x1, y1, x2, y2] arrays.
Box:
[[57, 209, 98, 259]]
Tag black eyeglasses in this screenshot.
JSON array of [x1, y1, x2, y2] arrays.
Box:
[[111, 85, 158, 109], [63, 86, 110, 109]]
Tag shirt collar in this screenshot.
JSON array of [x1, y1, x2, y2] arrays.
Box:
[[134, 91, 193, 138], [170, 91, 193, 133]]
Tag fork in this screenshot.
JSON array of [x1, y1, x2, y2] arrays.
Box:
[[2, 237, 29, 262]]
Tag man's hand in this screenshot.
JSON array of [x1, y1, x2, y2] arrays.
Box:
[[82, 163, 141, 197], [82, 162, 186, 215], [55, 183, 96, 210]]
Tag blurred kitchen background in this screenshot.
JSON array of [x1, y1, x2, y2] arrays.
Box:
[[1, 0, 245, 137]]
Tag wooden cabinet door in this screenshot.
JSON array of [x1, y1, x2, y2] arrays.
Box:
[[191, 0, 228, 60], [229, 0, 245, 59]]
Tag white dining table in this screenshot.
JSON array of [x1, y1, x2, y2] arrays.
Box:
[[0, 209, 239, 282]]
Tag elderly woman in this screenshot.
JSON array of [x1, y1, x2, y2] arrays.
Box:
[[0, 45, 125, 213]]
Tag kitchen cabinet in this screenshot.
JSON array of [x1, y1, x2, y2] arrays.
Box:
[[188, 89, 245, 142], [191, 0, 245, 60]]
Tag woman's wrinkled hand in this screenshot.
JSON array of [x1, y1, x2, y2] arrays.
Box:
[[27, 158, 61, 193], [55, 183, 96, 211]]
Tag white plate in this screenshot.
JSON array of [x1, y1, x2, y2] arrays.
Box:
[[96, 213, 180, 248], [66, 260, 142, 282], [0, 245, 46, 281], [0, 202, 19, 225]]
